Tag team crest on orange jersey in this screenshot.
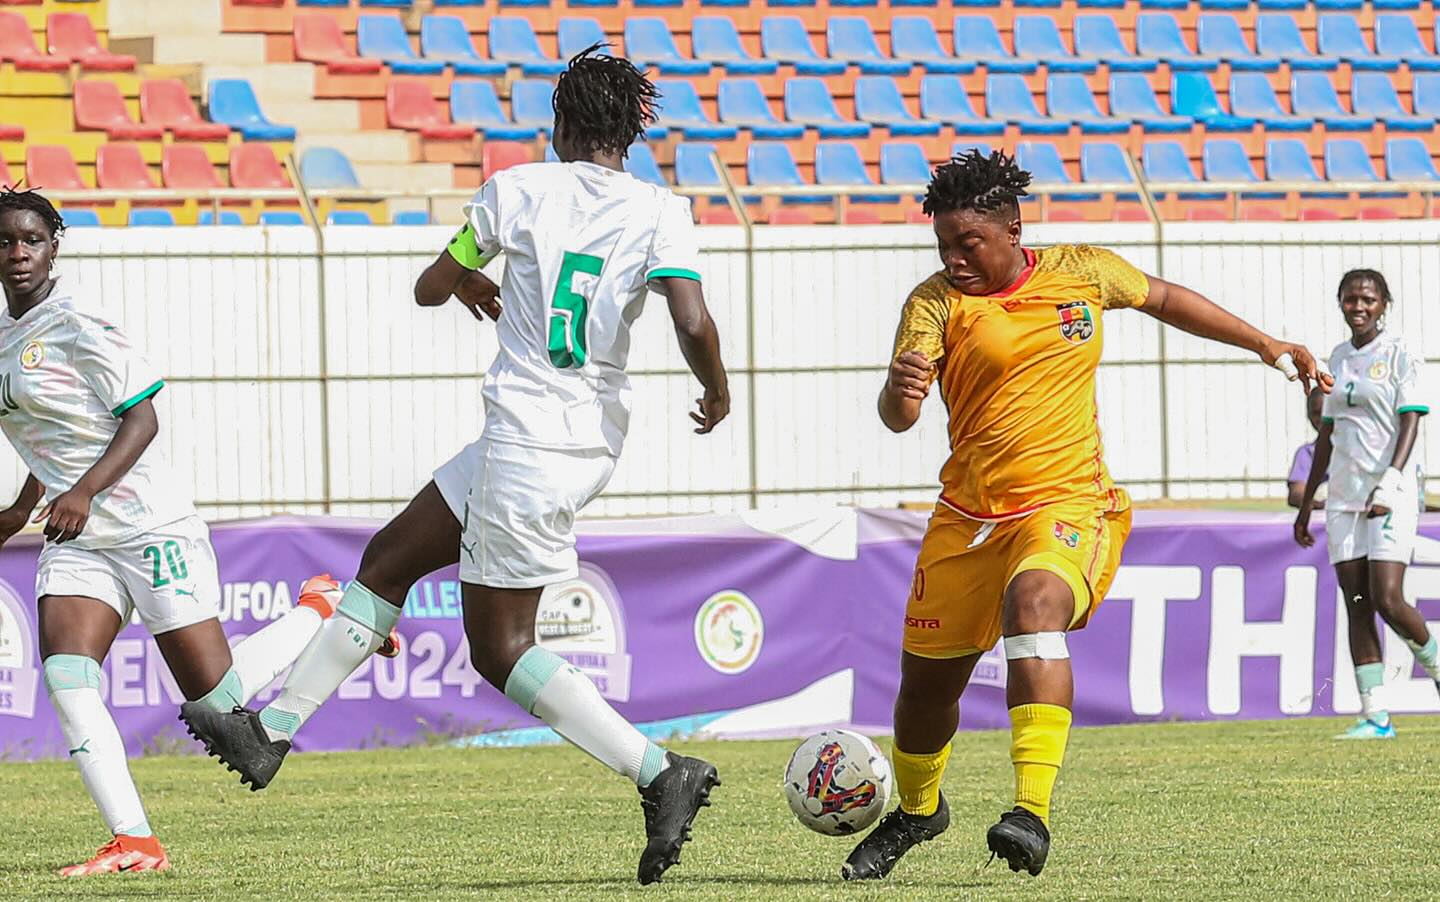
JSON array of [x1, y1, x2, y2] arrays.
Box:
[[1056, 301, 1094, 345], [1053, 522, 1081, 548]]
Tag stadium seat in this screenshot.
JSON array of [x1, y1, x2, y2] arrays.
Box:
[[655, 79, 738, 139], [1257, 0, 1308, 9], [921, 75, 1005, 135], [855, 77, 940, 136], [387, 79, 475, 139], [841, 208, 884, 224], [1110, 72, 1192, 131], [1048, 74, 1129, 134], [490, 18, 566, 75], [358, 15, 445, 75], [624, 144, 666, 186], [718, 79, 804, 138], [693, 17, 779, 75], [700, 207, 740, 225], [328, 210, 373, 225], [260, 211, 305, 225], [1016, 141, 1095, 204], [1137, 14, 1219, 71], [295, 14, 383, 74], [1373, 15, 1440, 71], [880, 142, 933, 186], [300, 147, 361, 189], [1079, 142, 1140, 201], [625, 19, 710, 75], [760, 17, 845, 75], [1324, 138, 1383, 183], [675, 142, 724, 187], [511, 79, 557, 135], [61, 210, 102, 228], [954, 140, 995, 157], [952, 16, 1037, 73], [392, 211, 431, 225], [0, 125, 19, 144], [96, 143, 158, 191], [1315, 0, 1362, 9], [1351, 73, 1434, 131], [141, 80, 230, 141], [1265, 138, 1334, 196], [48, 13, 136, 70], [1228, 72, 1312, 131], [199, 211, 245, 225], [422, 15, 507, 75], [1356, 206, 1401, 220], [209, 80, 298, 141], [558, 19, 610, 61], [1256, 15, 1339, 71], [0, 11, 69, 71], [1013, 16, 1098, 74], [1143, 140, 1219, 199], [769, 209, 817, 224], [1201, 138, 1272, 198], [1196, 15, 1280, 72], [785, 78, 871, 138], [360, 0, 411, 7], [816, 142, 893, 203], [1317, 15, 1401, 72], [162, 145, 223, 189], [987, 74, 1068, 134], [827, 18, 910, 76], [890, 17, 974, 75], [478, 142, 531, 179], [128, 209, 175, 226], [230, 143, 293, 189], [74, 80, 165, 140], [1385, 137, 1440, 180], [1074, 17, 1158, 72], [298, 0, 350, 6], [1291, 72, 1377, 131], [1171, 71, 1254, 130], [451, 80, 538, 139], [1200, 0, 1249, 8], [749, 142, 826, 204], [1415, 73, 1440, 118]]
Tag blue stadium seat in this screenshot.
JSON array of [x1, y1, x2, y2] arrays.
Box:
[[1228, 72, 1312, 130], [954, 141, 994, 157], [1110, 73, 1191, 131], [207, 80, 297, 141], [1385, 137, 1440, 180], [300, 147, 360, 189], [760, 17, 845, 75], [625, 19, 710, 75], [1317, 14, 1401, 71], [1013, 16, 1098, 73], [361, 0, 412, 7], [625, 143, 667, 186], [1374, 15, 1440, 70], [62, 209, 101, 227], [675, 142, 724, 187], [828, 18, 911, 75], [1077, 0, 1125, 8], [748, 142, 826, 204], [718, 79, 805, 138], [634, 0, 682, 8], [1414, 73, 1440, 118], [693, 17, 779, 75], [327, 210, 373, 225], [952, 17, 1038, 73], [450, 80, 539, 139], [198, 211, 244, 225], [1196, 15, 1280, 71], [298, 0, 348, 5], [1143, 140, 1219, 199], [557, 19, 611, 61], [1171, 71, 1254, 130], [920, 75, 1006, 135], [1265, 138, 1336, 196], [816, 143, 894, 202], [655, 79, 739, 139], [1374, 0, 1420, 9], [1015, 142, 1094, 202], [1048, 73, 1128, 134], [1324, 139, 1381, 181], [855, 76, 940, 136], [1136, 14, 1219, 70], [786, 78, 871, 137], [392, 210, 431, 225], [489, 18, 567, 75], [500, 0, 549, 9], [358, 15, 446, 75], [569, 0, 620, 8], [986, 73, 1068, 134], [1257, 0, 1306, 9], [1200, 0, 1248, 8], [1352, 72, 1434, 131], [1079, 142, 1139, 200], [544, 142, 559, 161], [1074, 16, 1158, 72], [1140, 0, 1188, 8], [890, 17, 976, 74], [889, 0, 938, 8], [1291, 72, 1377, 130], [1201, 138, 1274, 198], [511, 79, 558, 134], [880, 142, 933, 185], [1314, 0, 1362, 10], [421, 15, 506, 75], [260, 211, 306, 226], [1256, 15, 1339, 71], [129, 209, 175, 226]]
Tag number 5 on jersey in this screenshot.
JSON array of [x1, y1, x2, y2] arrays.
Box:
[[550, 252, 603, 368]]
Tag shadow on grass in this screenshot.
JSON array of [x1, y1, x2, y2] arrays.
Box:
[[462, 874, 992, 890]]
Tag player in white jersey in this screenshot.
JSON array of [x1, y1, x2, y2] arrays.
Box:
[[180, 47, 731, 884], [1295, 269, 1435, 739], [0, 187, 346, 875]]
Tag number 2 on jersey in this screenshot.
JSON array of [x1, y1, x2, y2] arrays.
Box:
[[1344, 380, 1356, 407], [549, 252, 603, 368], [143, 540, 189, 588]]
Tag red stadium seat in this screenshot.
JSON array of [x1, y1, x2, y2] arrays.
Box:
[[0, 10, 70, 70], [0, 154, 13, 190], [48, 13, 137, 71], [96, 143, 157, 190], [1113, 204, 1152, 222], [295, 13, 382, 74], [0, 124, 21, 141], [905, 208, 930, 224], [1239, 205, 1286, 221], [142, 80, 231, 141], [769, 209, 817, 225], [699, 207, 740, 225], [386, 80, 474, 139], [162, 145, 223, 189], [1298, 207, 1342, 221], [233, 0, 283, 5], [1046, 208, 1088, 222], [841, 208, 884, 224], [1183, 205, 1230, 221], [229, 143, 291, 188], [74, 80, 164, 139], [0, 1, 42, 6], [1357, 205, 1401, 220], [482, 141, 533, 179], [26, 145, 87, 190]]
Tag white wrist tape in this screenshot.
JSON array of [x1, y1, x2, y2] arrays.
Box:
[[1003, 632, 1070, 661], [1272, 352, 1299, 381]]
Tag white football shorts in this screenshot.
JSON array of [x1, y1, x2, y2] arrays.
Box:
[[1326, 499, 1419, 566]]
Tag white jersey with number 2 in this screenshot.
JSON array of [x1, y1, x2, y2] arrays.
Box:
[[446, 161, 703, 456]]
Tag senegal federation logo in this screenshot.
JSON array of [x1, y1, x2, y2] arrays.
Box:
[[1053, 521, 1081, 549], [1368, 359, 1390, 381], [1056, 301, 1094, 345], [694, 590, 764, 674], [19, 341, 43, 370]]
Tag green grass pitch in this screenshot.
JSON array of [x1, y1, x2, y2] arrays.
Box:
[[4, 717, 1438, 900]]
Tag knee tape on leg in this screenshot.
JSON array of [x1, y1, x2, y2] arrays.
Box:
[[1003, 632, 1070, 660], [42, 654, 101, 693]]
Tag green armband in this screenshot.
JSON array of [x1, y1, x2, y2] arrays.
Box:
[[447, 223, 486, 271]]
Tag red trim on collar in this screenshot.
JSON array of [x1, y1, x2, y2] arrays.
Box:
[[990, 247, 1036, 298]]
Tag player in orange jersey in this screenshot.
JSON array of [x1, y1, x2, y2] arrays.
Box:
[[841, 150, 1332, 882]]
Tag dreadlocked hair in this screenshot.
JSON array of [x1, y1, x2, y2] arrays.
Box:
[[0, 184, 65, 238], [1337, 268, 1393, 306], [552, 43, 659, 160], [922, 149, 1031, 221]]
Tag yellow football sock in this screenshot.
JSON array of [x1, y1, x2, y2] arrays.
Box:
[[1009, 703, 1072, 825], [893, 741, 952, 816]]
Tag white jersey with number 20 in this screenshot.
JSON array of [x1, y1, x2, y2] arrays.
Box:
[[446, 161, 703, 456]]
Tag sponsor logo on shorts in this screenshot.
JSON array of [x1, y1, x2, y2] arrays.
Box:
[[1057, 301, 1094, 345], [905, 616, 942, 629], [1054, 521, 1082, 549], [1368, 359, 1389, 381], [20, 341, 43, 370], [694, 590, 764, 675]]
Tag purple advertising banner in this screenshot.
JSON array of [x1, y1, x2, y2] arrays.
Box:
[[2, 510, 1438, 759]]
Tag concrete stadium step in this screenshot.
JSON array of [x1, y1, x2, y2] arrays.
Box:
[[109, 0, 223, 38], [298, 131, 413, 165], [203, 64, 317, 105], [266, 100, 361, 133], [151, 34, 266, 67], [353, 162, 456, 194]]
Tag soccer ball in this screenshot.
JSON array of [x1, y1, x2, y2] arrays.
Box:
[[782, 730, 893, 836]]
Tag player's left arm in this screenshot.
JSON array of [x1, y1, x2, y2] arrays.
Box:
[[35, 399, 158, 544], [415, 179, 504, 320]]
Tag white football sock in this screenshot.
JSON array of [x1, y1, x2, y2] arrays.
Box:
[[231, 605, 324, 703], [44, 655, 152, 838], [1356, 662, 1389, 724], [505, 646, 669, 787]]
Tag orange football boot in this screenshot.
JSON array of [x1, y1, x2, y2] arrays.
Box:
[[59, 834, 170, 877], [297, 573, 402, 658]]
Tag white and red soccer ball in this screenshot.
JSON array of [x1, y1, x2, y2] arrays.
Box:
[[783, 730, 893, 835]]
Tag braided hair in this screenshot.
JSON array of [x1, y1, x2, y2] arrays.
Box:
[[552, 44, 660, 160], [1337, 268, 1392, 306], [922, 149, 1031, 222], [0, 185, 65, 238]]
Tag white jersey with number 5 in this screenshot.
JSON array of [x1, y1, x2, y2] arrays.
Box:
[[446, 161, 703, 456]]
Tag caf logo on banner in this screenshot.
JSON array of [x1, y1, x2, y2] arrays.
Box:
[[535, 562, 632, 702], [694, 590, 764, 675], [0, 577, 39, 718]]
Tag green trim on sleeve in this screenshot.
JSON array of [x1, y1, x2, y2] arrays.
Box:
[[1321, 416, 1334, 424], [1398, 405, 1430, 416], [647, 267, 702, 283], [111, 380, 164, 417]]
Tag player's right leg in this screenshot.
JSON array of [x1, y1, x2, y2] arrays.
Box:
[[1362, 500, 1440, 692], [1334, 558, 1393, 739]]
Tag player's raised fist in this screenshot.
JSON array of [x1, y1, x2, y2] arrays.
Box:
[[887, 351, 934, 401]]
